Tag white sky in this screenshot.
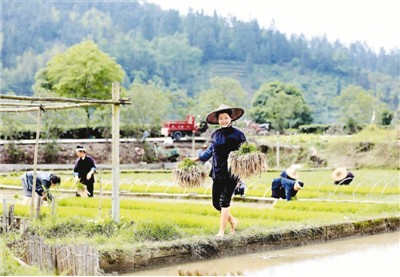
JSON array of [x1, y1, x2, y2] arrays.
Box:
[[146, 0, 400, 53]]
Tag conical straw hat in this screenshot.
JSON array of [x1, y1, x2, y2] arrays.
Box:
[[285, 167, 299, 179], [206, 104, 244, 125], [331, 167, 348, 181]]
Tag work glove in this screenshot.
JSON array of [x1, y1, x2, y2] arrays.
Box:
[[73, 176, 79, 183], [86, 169, 94, 180]]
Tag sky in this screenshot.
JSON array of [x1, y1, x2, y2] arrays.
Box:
[[145, 0, 400, 53]]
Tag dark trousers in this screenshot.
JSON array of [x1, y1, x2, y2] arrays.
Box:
[[80, 180, 94, 197], [212, 177, 237, 211]]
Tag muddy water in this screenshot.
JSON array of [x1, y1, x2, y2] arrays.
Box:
[[127, 231, 400, 276]]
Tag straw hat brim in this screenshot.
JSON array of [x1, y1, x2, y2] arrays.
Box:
[[331, 167, 348, 181], [285, 167, 299, 179], [206, 104, 244, 125]]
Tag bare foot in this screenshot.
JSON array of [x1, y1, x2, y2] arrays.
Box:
[[230, 219, 239, 234], [215, 232, 225, 237]]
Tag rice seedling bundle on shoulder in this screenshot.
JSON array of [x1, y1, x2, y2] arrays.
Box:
[[172, 158, 207, 188], [228, 142, 268, 179]]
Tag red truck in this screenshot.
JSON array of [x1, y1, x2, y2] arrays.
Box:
[[161, 115, 208, 141]]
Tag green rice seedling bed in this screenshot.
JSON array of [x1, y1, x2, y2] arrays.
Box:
[[1, 169, 398, 202], [3, 196, 398, 249]]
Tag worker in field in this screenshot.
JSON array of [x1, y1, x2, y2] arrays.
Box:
[[331, 167, 354, 185], [141, 129, 150, 143], [192, 103, 246, 237], [73, 145, 97, 197], [134, 146, 145, 163], [233, 179, 246, 197], [271, 166, 304, 201], [157, 138, 180, 162], [21, 171, 61, 204]]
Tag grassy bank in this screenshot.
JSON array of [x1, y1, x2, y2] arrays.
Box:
[[255, 125, 399, 169]]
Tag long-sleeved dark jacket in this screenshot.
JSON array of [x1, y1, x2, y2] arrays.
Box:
[[198, 126, 246, 180], [73, 155, 96, 185]]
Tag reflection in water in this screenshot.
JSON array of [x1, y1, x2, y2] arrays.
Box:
[[128, 231, 400, 276]]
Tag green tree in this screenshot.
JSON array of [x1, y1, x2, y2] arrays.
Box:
[[249, 81, 313, 132], [152, 34, 202, 86], [36, 40, 125, 126], [333, 85, 385, 125], [193, 77, 248, 119], [0, 112, 29, 163], [121, 81, 171, 132]]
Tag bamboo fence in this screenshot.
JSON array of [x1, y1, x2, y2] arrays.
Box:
[[25, 234, 106, 276], [1, 199, 27, 234]]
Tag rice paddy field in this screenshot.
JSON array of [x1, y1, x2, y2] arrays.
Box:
[[0, 129, 399, 276], [1, 168, 398, 201], [0, 168, 399, 250]]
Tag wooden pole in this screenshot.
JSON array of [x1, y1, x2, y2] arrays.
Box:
[[0, 103, 98, 113], [111, 83, 120, 223], [0, 94, 130, 105], [2, 199, 7, 233], [276, 131, 280, 169], [31, 108, 41, 220]]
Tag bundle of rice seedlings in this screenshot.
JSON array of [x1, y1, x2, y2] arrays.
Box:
[[172, 158, 207, 188], [75, 182, 88, 198], [228, 142, 268, 179]]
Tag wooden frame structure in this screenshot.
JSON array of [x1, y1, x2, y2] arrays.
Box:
[[0, 83, 130, 222]]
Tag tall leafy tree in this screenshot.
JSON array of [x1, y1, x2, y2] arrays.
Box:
[[121, 81, 171, 131], [152, 34, 202, 86], [250, 81, 313, 132], [333, 85, 386, 125], [36, 40, 125, 125], [193, 77, 248, 119], [40, 40, 124, 98]]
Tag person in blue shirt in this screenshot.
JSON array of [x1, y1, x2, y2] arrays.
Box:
[[193, 104, 246, 237], [21, 171, 61, 203], [271, 167, 304, 201]]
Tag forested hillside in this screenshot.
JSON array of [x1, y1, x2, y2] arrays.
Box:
[[1, 0, 398, 124]]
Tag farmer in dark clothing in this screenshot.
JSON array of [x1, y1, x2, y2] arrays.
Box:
[[193, 104, 246, 236], [332, 167, 355, 185], [74, 145, 97, 197], [272, 167, 304, 201], [21, 171, 61, 203], [271, 177, 304, 201], [233, 179, 246, 197]]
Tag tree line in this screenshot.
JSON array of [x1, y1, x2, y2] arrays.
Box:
[[1, 0, 398, 129]]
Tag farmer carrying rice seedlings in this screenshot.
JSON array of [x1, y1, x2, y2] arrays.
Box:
[[192, 104, 246, 237], [74, 145, 97, 197]]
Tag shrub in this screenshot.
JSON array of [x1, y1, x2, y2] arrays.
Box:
[[133, 221, 182, 242]]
